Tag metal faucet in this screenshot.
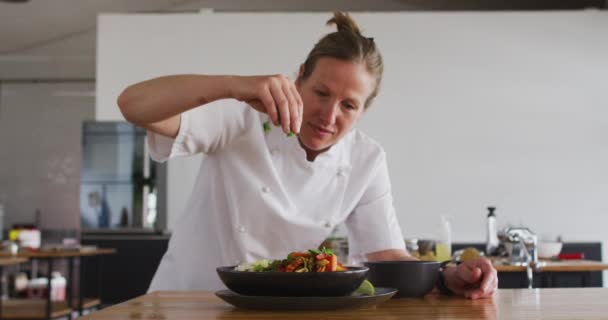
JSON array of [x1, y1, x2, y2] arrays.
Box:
[[504, 226, 543, 288]]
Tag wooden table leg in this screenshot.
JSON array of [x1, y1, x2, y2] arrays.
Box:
[[0, 265, 4, 320], [67, 257, 73, 309], [78, 256, 84, 316], [45, 259, 53, 320], [97, 255, 103, 309]]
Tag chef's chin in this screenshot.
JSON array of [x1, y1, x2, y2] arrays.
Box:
[[298, 135, 332, 152]]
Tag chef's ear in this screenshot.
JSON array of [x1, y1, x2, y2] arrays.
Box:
[[296, 64, 305, 85]]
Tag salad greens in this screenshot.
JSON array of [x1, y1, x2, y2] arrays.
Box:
[[235, 247, 345, 273]]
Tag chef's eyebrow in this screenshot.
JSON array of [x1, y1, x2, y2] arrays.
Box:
[[314, 82, 330, 91], [315, 82, 363, 107]]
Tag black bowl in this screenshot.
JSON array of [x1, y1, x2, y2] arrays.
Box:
[[216, 265, 369, 297], [363, 261, 440, 298]]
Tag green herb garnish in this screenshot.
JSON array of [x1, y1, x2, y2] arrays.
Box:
[[308, 249, 321, 255], [321, 246, 334, 255], [308, 247, 334, 256], [263, 121, 271, 133], [263, 120, 295, 137]]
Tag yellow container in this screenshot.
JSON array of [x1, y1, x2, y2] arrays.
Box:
[[8, 229, 20, 242], [435, 242, 452, 262]]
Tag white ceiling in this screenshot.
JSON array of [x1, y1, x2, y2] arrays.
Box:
[[0, 0, 604, 79], [3, 0, 605, 55], [0, 0, 421, 55], [0, 0, 608, 55], [0, 0, 426, 79], [0, 0, 199, 54]]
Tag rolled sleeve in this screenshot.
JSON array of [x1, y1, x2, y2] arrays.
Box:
[[147, 99, 253, 162], [345, 153, 405, 259], [147, 112, 191, 162]]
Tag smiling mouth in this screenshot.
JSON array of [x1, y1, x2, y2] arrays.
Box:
[[309, 123, 334, 135]]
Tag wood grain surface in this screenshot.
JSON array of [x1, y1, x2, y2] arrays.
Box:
[[80, 288, 608, 320], [493, 259, 608, 272]]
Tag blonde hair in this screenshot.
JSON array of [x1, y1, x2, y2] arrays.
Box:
[[299, 12, 383, 109]]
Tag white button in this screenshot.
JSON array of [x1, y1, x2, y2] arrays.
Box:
[[237, 225, 246, 233], [261, 186, 270, 193], [337, 169, 346, 177], [324, 221, 332, 228], [270, 149, 279, 156]]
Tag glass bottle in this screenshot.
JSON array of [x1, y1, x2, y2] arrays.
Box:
[[486, 206, 499, 256], [435, 215, 452, 262]]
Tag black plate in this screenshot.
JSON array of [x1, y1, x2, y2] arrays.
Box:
[[216, 265, 368, 296], [215, 287, 397, 311]]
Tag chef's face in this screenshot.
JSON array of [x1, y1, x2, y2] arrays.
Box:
[[296, 57, 375, 158]]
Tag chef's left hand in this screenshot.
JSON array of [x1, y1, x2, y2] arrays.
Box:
[[443, 257, 498, 299]]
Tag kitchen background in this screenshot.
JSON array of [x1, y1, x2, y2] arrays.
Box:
[[96, 10, 608, 243], [0, 0, 606, 310]]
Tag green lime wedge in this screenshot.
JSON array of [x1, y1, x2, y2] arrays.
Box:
[[355, 279, 375, 296]]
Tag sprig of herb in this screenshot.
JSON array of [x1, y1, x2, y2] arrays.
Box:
[[263, 121, 295, 137], [308, 247, 334, 256]]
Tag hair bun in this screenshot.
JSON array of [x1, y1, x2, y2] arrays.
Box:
[[302, 11, 383, 110], [327, 12, 362, 36]]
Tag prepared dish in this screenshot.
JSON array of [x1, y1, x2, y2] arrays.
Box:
[[235, 247, 347, 272]]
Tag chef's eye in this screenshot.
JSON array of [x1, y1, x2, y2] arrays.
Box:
[[315, 90, 329, 97], [343, 102, 356, 110]]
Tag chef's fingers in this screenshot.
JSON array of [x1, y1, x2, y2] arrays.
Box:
[[457, 262, 483, 284], [479, 276, 498, 298], [269, 79, 290, 134], [289, 83, 303, 133], [465, 276, 498, 299], [259, 87, 279, 126], [475, 258, 498, 293], [488, 276, 498, 296], [281, 81, 299, 134]]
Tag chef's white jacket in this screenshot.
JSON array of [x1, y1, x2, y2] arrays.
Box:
[[147, 99, 405, 291]]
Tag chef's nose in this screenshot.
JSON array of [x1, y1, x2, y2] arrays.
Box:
[[319, 102, 338, 126]]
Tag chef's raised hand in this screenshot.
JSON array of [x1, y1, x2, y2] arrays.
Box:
[[443, 257, 498, 299], [230, 75, 303, 135]]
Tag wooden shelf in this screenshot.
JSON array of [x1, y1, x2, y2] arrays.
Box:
[[1, 298, 100, 319], [73, 297, 101, 310], [0, 248, 116, 258], [1, 299, 71, 319], [0, 257, 28, 266]]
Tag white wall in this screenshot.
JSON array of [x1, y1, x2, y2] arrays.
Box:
[[96, 12, 608, 257], [0, 81, 95, 229]]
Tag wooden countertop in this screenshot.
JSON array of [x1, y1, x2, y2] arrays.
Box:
[[0, 248, 116, 258], [79, 288, 608, 320], [493, 259, 608, 272]]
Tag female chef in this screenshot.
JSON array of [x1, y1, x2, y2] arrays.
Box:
[[118, 12, 497, 299]]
